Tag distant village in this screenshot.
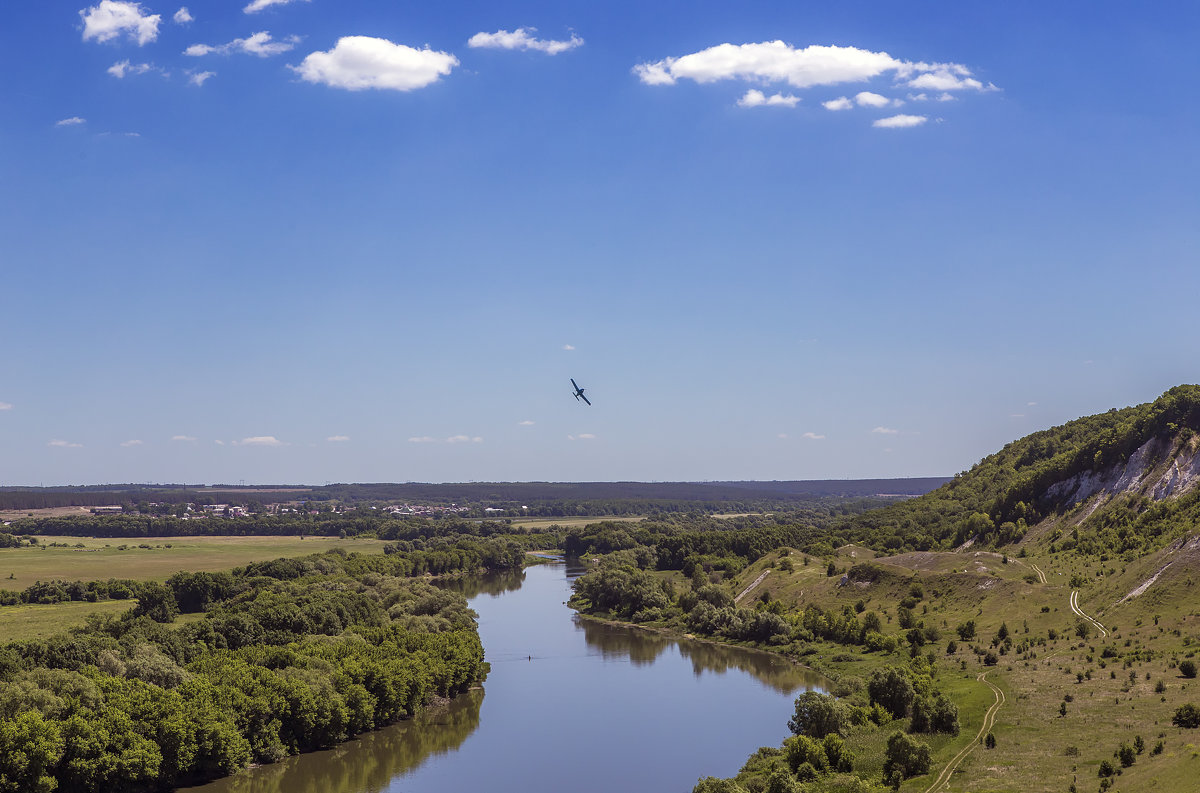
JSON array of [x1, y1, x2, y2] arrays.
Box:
[[88, 502, 479, 518]]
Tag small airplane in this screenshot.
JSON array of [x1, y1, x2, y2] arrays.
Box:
[[571, 379, 591, 406]]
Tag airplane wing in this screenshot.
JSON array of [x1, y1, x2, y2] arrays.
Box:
[[580, 394, 591, 406], [571, 379, 580, 390]]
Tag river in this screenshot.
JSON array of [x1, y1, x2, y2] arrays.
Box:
[[187, 561, 824, 793]]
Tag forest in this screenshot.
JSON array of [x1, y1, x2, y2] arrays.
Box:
[[0, 537, 525, 792]]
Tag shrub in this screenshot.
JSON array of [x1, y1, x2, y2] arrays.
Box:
[[1180, 659, 1197, 679]]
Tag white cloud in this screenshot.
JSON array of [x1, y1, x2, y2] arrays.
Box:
[[468, 27, 583, 55], [1010, 413, 1026, 418], [235, 435, 283, 446], [49, 439, 83, 448], [446, 435, 483, 444], [188, 70, 215, 86], [0, 402, 12, 410], [568, 433, 597, 441], [173, 7, 193, 24], [1027, 401, 1038, 406], [120, 439, 143, 447], [171, 434, 197, 441], [56, 117, 86, 127], [408, 436, 438, 443], [854, 91, 890, 108], [635, 42, 906, 88], [214, 439, 225, 445], [187, 32, 299, 58], [873, 114, 926, 128], [518, 420, 535, 426], [107, 60, 155, 78], [801, 432, 826, 440], [907, 68, 991, 93], [81, 2, 161, 46], [245, 0, 308, 13], [326, 435, 350, 442], [562, 344, 575, 350], [871, 426, 899, 435], [634, 41, 995, 114], [292, 37, 458, 91], [737, 89, 799, 108], [778, 433, 788, 439]]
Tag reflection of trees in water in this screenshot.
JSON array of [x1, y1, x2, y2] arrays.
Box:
[[577, 617, 674, 665], [576, 618, 827, 695], [436, 569, 526, 599], [190, 689, 484, 793]]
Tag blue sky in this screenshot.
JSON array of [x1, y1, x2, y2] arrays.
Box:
[[2, 1, 1198, 485]]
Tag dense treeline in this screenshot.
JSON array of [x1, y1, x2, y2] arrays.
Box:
[[7, 513, 561, 545], [0, 479, 945, 516], [838, 385, 1200, 553], [0, 539, 525, 792]]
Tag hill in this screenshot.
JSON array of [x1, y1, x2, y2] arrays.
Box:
[[841, 384, 1200, 553]]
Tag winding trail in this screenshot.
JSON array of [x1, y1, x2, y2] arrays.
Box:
[[923, 672, 1005, 793], [1029, 562, 1047, 584], [1069, 590, 1108, 638], [734, 570, 770, 604]]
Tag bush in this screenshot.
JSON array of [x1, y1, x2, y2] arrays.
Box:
[[1180, 659, 1197, 679], [882, 732, 931, 780], [1173, 703, 1200, 729]]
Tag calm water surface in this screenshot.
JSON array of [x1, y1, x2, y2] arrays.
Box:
[[189, 562, 823, 793]]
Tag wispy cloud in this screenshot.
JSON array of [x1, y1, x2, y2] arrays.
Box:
[[187, 70, 215, 86], [873, 114, 926, 128], [446, 435, 483, 444], [214, 439, 225, 445], [81, 1, 161, 46], [801, 432, 826, 440], [56, 117, 86, 127], [1027, 401, 1038, 406], [871, 426, 899, 435], [468, 28, 583, 55], [568, 433, 596, 441], [120, 439, 143, 447], [408, 436, 438, 443], [49, 439, 83, 448], [518, 420, 535, 426], [234, 436, 283, 446], [107, 60, 158, 78], [562, 344, 575, 351], [171, 435, 197, 442], [737, 89, 800, 108], [292, 37, 457, 91], [173, 7, 193, 24], [245, 0, 308, 13], [0, 402, 12, 411], [326, 435, 350, 442], [186, 32, 299, 58]]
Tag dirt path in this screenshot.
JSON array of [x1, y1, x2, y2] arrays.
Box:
[[923, 672, 1005, 793], [1069, 590, 1108, 638], [734, 570, 770, 604], [1029, 562, 1047, 584]]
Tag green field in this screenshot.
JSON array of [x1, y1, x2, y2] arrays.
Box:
[[0, 535, 391, 642], [2, 535, 390, 590], [505, 515, 644, 530]]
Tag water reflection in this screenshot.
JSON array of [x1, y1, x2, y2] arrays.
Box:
[[184, 689, 483, 793], [436, 569, 526, 599], [575, 618, 825, 694]]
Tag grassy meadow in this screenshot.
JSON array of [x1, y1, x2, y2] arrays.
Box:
[[0, 535, 391, 641]]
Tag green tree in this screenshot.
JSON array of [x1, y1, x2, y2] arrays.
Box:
[[1180, 659, 1197, 679], [1173, 703, 1200, 728], [788, 691, 847, 738], [868, 667, 915, 720], [0, 710, 64, 793], [882, 731, 931, 780]]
